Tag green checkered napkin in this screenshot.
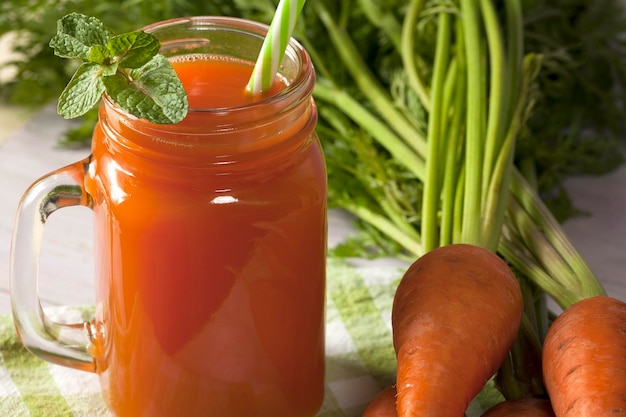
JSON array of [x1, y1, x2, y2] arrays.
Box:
[[0, 259, 403, 417]]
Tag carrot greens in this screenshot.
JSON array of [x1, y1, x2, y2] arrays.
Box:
[[308, 0, 608, 403], [312, 0, 605, 302]]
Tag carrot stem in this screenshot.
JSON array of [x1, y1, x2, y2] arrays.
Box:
[[422, 10, 451, 252], [313, 80, 425, 180], [479, 0, 507, 204], [459, 0, 484, 245], [440, 48, 466, 246], [346, 204, 423, 258], [401, 0, 431, 112], [315, 2, 427, 158]]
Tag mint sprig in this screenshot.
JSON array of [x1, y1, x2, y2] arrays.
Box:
[[50, 13, 188, 124]]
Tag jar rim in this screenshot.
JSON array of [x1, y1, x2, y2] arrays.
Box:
[[102, 16, 314, 117]]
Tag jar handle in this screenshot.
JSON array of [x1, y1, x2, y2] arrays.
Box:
[[10, 158, 98, 373]]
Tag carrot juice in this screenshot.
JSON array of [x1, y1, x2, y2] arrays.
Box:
[[84, 18, 326, 417]]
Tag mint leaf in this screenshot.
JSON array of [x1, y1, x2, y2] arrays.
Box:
[[50, 13, 113, 60], [57, 62, 106, 119], [102, 55, 188, 124], [87, 45, 113, 66], [107, 31, 161, 69], [52, 13, 188, 124]]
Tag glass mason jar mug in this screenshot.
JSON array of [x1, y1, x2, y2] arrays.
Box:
[[10, 17, 327, 417]]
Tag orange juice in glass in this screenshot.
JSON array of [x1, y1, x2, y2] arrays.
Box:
[[10, 16, 326, 417]]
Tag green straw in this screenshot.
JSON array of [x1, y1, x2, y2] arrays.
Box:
[[246, 0, 307, 95]]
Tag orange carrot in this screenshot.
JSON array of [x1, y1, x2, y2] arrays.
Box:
[[362, 385, 398, 417], [391, 243, 524, 416], [542, 295, 626, 417], [481, 398, 555, 416]]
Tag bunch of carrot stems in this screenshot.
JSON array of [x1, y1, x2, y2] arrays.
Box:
[[309, 0, 607, 399]]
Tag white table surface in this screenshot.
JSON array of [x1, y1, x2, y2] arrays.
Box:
[[0, 104, 625, 317]]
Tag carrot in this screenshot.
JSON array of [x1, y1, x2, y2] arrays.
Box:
[[480, 398, 555, 416], [542, 295, 626, 417], [362, 385, 398, 417], [391, 243, 524, 416]]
